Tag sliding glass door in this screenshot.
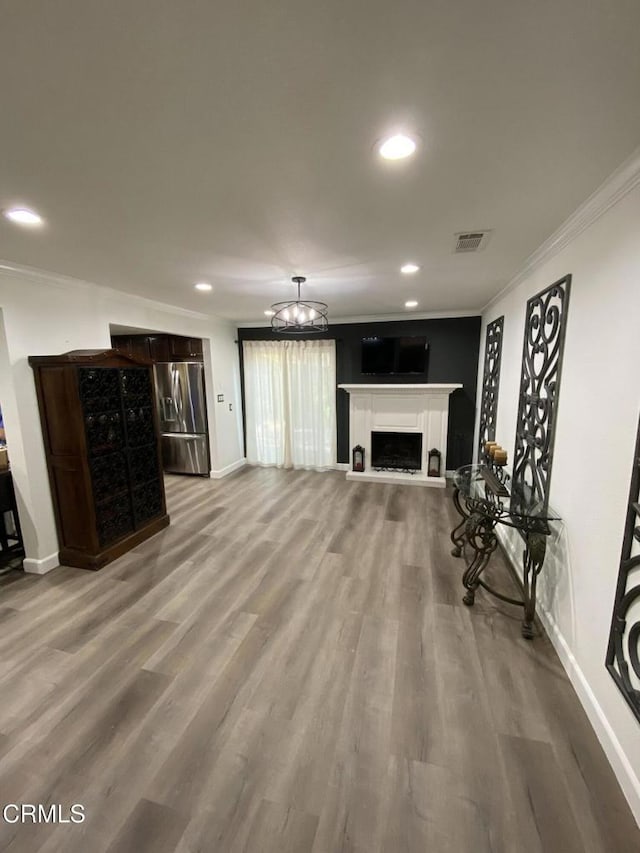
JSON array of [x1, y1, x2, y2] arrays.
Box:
[[243, 340, 336, 470]]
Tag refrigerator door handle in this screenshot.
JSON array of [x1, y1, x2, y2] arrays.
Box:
[[161, 396, 176, 422], [161, 432, 205, 439]]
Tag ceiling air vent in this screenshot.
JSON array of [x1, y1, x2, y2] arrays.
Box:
[[454, 230, 491, 253]]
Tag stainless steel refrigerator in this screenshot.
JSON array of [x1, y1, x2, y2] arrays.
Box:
[[154, 362, 210, 475]]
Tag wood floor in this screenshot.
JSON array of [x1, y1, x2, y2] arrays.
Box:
[[0, 467, 638, 852]]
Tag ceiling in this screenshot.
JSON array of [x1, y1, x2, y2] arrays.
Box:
[[1, 1, 639, 323]]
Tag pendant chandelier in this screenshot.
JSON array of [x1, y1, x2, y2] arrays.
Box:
[[270, 276, 329, 334]]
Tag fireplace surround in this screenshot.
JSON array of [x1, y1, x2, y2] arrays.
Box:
[[338, 383, 462, 487]]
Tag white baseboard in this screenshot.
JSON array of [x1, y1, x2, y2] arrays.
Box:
[[23, 552, 59, 575], [496, 529, 640, 826], [535, 601, 640, 826], [210, 457, 247, 479]]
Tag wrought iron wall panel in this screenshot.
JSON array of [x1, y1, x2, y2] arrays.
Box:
[[477, 316, 504, 460], [512, 275, 571, 512], [606, 412, 640, 723]]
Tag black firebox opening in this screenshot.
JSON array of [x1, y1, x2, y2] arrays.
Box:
[[371, 432, 422, 472]]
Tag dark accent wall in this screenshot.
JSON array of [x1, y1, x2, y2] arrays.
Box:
[[237, 316, 481, 471]]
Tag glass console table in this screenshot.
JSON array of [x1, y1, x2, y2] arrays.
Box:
[[450, 463, 561, 639]]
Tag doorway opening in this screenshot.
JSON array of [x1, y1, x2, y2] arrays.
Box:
[[109, 325, 211, 477]]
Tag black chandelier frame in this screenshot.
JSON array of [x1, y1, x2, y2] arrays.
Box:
[[270, 276, 329, 334]]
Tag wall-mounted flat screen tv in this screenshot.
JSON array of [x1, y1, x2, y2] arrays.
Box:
[[361, 336, 428, 375]]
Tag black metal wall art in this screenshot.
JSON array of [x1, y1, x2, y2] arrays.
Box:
[[511, 275, 571, 512], [606, 412, 640, 723], [478, 316, 504, 461]]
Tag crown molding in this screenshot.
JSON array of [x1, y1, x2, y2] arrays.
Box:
[[0, 258, 221, 323], [483, 145, 640, 313], [236, 308, 481, 329]]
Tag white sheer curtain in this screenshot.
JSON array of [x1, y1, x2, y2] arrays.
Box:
[[243, 339, 336, 470]]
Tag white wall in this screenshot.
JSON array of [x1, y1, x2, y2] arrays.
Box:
[[0, 262, 244, 571], [476, 153, 640, 822]]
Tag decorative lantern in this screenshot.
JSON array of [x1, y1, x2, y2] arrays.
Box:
[[427, 448, 441, 477], [352, 445, 365, 472]]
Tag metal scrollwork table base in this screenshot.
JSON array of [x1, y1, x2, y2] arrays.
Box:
[[450, 464, 559, 640]]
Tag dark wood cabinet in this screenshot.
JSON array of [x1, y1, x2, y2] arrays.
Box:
[[169, 336, 203, 359], [110, 335, 127, 355], [148, 335, 171, 362], [29, 350, 169, 570], [110, 335, 152, 362], [111, 334, 202, 362], [129, 336, 152, 362]]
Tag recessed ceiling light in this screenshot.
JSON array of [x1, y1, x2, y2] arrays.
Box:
[[4, 207, 44, 226], [194, 282, 212, 291], [264, 309, 275, 316], [405, 300, 418, 308], [378, 134, 417, 160], [401, 263, 420, 274]]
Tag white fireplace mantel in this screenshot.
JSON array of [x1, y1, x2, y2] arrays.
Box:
[[338, 383, 462, 487], [338, 383, 462, 395]]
